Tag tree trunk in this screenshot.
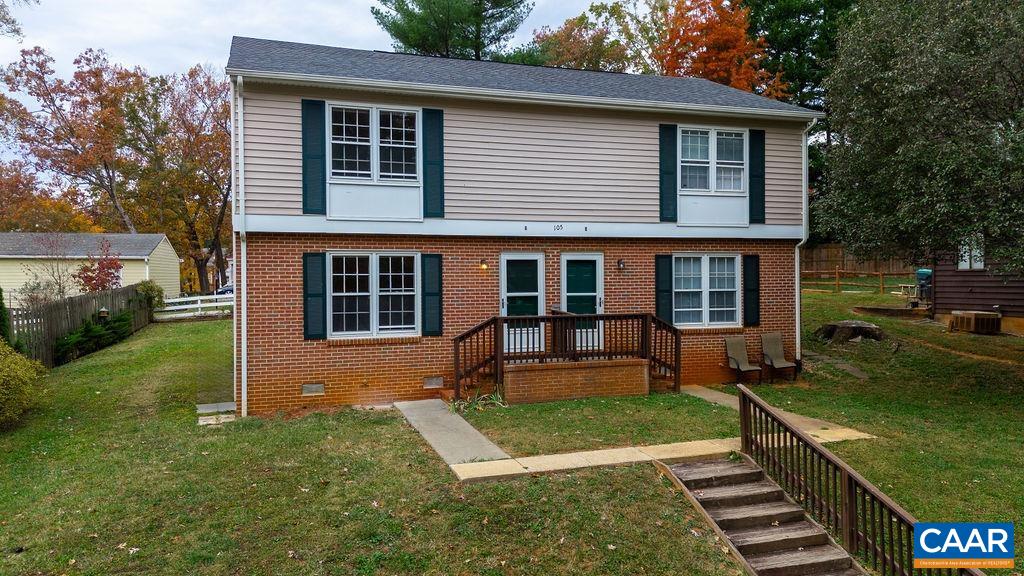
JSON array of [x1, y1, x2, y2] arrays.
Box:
[[192, 255, 211, 294], [106, 165, 136, 233]]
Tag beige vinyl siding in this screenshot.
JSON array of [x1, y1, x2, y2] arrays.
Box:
[[237, 84, 807, 225], [0, 258, 88, 306], [242, 90, 303, 215], [764, 128, 804, 226], [443, 107, 659, 222], [146, 238, 182, 297]]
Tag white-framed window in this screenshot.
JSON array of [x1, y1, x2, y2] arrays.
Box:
[[678, 126, 747, 195], [328, 252, 420, 337], [957, 240, 985, 270], [329, 105, 419, 183], [672, 254, 741, 327]]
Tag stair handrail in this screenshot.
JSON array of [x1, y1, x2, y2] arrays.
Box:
[[452, 316, 498, 399], [737, 384, 984, 576], [650, 314, 682, 391]]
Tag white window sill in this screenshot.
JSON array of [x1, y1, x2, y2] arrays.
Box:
[[326, 215, 425, 223], [329, 178, 421, 187], [328, 331, 421, 342], [679, 191, 748, 197]]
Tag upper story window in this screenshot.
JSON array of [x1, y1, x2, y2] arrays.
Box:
[[672, 254, 741, 327], [329, 252, 419, 338], [958, 238, 985, 270], [330, 106, 419, 182], [679, 127, 747, 195]]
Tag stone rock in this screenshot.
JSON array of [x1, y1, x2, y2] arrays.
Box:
[[814, 320, 885, 343]]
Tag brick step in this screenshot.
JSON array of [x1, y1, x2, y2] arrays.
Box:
[[670, 459, 764, 489], [747, 545, 852, 576], [692, 480, 785, 508], [726, 521, 830, 555]]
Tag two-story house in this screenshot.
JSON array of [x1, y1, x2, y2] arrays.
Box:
[[226, 36, 822, 416]]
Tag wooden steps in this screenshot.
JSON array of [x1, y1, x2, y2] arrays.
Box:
[[667, 458, 867, 576]]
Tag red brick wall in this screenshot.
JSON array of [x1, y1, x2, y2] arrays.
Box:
[[503, 359, 649, 404], [235, 233, 797, 414]]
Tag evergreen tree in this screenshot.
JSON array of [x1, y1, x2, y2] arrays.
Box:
[[372, 0, 533, 60]]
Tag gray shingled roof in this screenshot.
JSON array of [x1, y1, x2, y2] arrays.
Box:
[[226, 36, 818, 118], [0, 233, 167, 259]]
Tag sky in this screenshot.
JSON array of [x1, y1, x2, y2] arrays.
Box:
[[0, 0, 590, 76]]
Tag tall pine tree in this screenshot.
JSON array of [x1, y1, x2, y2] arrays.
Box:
[[372, 0, 533, 60]]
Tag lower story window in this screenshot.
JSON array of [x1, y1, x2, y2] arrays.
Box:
[[330, 252, 419, 337], [672, 254, 740, 326]]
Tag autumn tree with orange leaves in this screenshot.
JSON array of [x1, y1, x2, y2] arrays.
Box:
[[655, 0, 787, 97], [0, 48, 146, 232], [533, 15, 631, 72]]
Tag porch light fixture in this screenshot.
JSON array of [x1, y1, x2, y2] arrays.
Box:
[[98, 307, 110, 322], [479, 259, 489, 270], [617, 258, 626, 271]]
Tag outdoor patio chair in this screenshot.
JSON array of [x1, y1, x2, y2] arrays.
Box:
[[761, 332, 797, 382], [724, 335, 762, 384]]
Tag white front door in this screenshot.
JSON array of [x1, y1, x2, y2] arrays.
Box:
[[500, 253, 545, 354], [560, 253, 604, 349]]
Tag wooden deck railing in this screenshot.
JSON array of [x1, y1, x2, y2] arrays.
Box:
[[453, 312, 682, 399], [738, 385, 985, 576]]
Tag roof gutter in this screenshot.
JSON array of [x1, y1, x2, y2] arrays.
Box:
[[225, 68, 825, 122]]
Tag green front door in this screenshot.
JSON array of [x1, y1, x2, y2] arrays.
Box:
[[561, 254, 603, 349], [501, 254, 544, 353]]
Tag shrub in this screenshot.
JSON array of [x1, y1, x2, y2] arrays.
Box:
[[54, 312, 138, 365], [0, 339, 45, 428], [137, 280, 165, 310]]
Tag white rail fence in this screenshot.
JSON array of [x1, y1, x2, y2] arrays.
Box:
[[154, 294, 234, 321]]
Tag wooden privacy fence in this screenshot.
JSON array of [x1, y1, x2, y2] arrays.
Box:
[[801, 244, 915, 274], [6, 284, 151, 367], [802, 267, 915, 294], [738, 385, 985, 576]]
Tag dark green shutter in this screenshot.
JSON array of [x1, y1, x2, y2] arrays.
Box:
[[743, 254, 760, 327], [659, 124, 678, 222], [749, 129, 766, 224], [301, 100, 327, 215], [303, 253, 327, 339], [655, 255, 673, 323], [423, 109, 444, 218], [421, 254, 442, 336]]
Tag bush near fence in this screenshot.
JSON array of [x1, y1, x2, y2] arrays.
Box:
[[5, 284, 152, 368]]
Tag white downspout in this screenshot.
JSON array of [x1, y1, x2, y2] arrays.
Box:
[[795, 118, 818, 362], [230, 76, 238, 407], [236, 75, 249, 417]]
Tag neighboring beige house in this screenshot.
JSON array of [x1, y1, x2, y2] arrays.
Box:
[[0, 233, 181, 306]]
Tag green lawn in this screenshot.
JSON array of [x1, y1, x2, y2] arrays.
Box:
[[0, 321, 741, 576], [742, 291, 1024, 573], [462, 393, 739, 457]]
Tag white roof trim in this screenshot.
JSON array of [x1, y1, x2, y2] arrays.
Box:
[[226, 69, 825, 121]]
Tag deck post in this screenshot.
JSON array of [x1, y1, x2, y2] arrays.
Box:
[[494, 317, 504, 388], [840, 468, 855, 553], [453, 338, 461, 401], [673, 328, 682, 392], [641, 314, 651, 359], [739, 389, 750, 454]]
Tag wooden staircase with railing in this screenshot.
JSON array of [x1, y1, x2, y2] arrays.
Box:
[[657, 387, 987, 576], [452, 312, 682, 400]]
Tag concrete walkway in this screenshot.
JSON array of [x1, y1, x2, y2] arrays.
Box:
[[450, 425, 874, 483], [394, 399, 510, 465], [397, 390, 874, 483]]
